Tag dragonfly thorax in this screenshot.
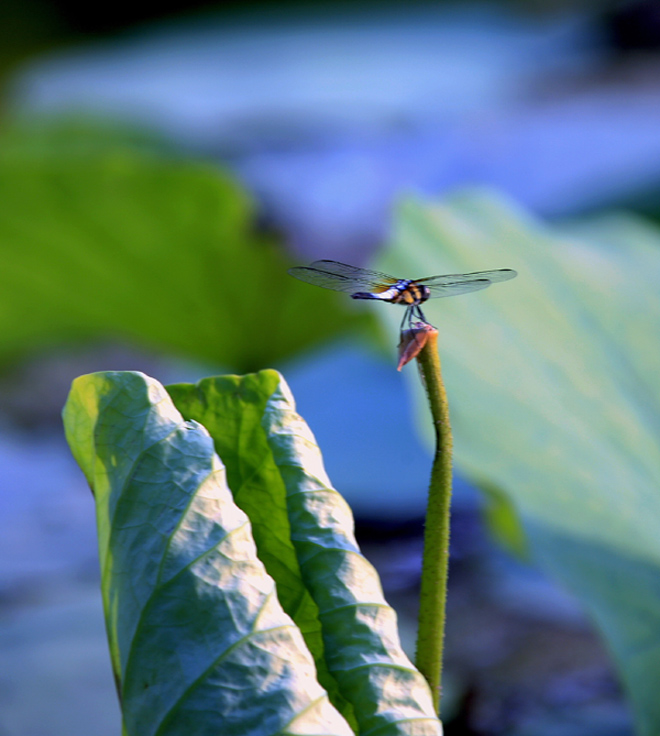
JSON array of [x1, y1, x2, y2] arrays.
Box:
[[389, 280, 430, 306]]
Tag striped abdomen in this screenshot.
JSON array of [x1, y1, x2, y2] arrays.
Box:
[[351, 280, 430, 305]]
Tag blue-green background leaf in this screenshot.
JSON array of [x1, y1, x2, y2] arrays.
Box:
[[375, 191, 660, 736]]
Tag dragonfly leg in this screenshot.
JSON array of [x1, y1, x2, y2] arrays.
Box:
[[400, 307, 411, 333], [415, 305, 428, 326]]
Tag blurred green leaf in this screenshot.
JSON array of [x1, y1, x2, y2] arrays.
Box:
[[0, 116, 173, 159], [64, 369, 441, 735], [375, 191, 660, 736], [168, 372, 441, 735], [0, 120, 362, 371]]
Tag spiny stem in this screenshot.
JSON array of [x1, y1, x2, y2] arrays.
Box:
[[414, 329, 453, 715]]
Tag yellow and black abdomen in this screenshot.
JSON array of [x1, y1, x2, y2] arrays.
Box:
[[390, 281, 430, 306], [351, 279, 430, 305]]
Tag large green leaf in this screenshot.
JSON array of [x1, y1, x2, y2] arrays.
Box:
[[376, 192, 660, 736], [0, 120, 361, 371], [63, 370, 442, 735], [168, 372, 441, 735], [63, 370, 354, 736], [166, 373, 358, 730]]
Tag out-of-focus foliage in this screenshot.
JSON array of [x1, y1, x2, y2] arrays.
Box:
[[63, 369, 442, 735], [0, 119, 364, 371], [376, 191, 660, 736]]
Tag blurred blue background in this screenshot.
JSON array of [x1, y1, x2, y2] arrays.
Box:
[[1, 1, 659, 734]]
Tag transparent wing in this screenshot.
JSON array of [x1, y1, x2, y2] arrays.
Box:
[[423, 279, 493, 298], [420, 269, 517, 298], [288, 260, 398, 294]]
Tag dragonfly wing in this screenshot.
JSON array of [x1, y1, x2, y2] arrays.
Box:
[[419, 268, 517, 286], [288, 260, 398, 293], [289, 261, 517, 297], [424, 279, 494, 298], [287, 266, 368, 293], [421, 268, 517, 298], [306, 260, 400, 285]]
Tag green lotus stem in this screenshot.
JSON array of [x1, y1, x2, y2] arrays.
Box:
[[414, 329, 453, 715]]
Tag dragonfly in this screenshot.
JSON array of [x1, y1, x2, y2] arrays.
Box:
[[288, 260, 517, 330]]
